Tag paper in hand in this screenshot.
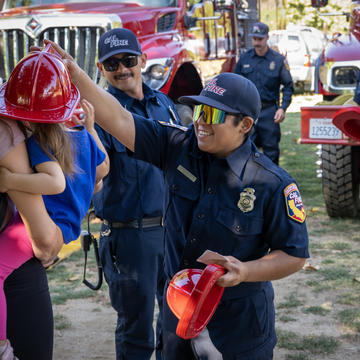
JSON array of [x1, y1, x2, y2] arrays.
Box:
[[197, 250, 229, 265]]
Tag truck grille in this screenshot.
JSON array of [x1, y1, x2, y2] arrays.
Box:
[[0, 14, 121, 83], [0, 27, 106, 82]]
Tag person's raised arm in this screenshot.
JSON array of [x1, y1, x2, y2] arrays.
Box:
[[0, 141, 63, 264], [39, 40, 136, 152]]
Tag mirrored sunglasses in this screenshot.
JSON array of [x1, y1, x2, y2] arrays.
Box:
[[193, 104, 227, 125], [102, 55, 138, 72]]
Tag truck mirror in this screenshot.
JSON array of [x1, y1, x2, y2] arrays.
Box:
[[184, 15, 198, 29], [311, 0, 328, 8]]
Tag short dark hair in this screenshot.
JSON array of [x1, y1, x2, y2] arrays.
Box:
[[231, 114, 254, 139], [231, 114, 244, 127]]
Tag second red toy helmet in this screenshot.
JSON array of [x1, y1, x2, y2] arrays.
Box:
[[166, 264, 225, 339], [0, 44, 79, 123]]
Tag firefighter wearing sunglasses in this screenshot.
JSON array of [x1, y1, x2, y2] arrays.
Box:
[[44, 41, 309, 360], [93, 28, 182, 360]]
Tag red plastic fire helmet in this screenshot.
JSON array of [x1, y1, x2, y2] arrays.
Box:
[[166, 264, 225, 339], [332, 106, 360, 141], [0, 43, 79, 123]]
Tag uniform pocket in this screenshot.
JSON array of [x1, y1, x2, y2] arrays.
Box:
[[216, 207, 263, 236]]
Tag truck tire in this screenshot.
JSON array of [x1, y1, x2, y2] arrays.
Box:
[[322, 144, 360, 217], [175, 103, 193, 127]]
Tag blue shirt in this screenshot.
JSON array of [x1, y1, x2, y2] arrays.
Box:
[[27, 126, 106, 243], [93, 83, 181, 222], [354, 71, 360, 105], [234, 48, 294, 110], [131, 118, 309, 300]]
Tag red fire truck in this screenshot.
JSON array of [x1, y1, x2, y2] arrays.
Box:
[[300, 0, 360, 218], [0, 0, 258, 124]]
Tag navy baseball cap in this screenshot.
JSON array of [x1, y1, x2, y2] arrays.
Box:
[[249, 22, 269, 38], [98, 28, 142, 63], [179, 73, 261, 121]]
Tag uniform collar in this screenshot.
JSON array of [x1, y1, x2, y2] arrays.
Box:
[[225, 137, 252, 178], [107, 83, 160, 108], [251, 47, 271, 59]]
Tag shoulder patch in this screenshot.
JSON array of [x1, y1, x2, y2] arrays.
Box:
[[284, 183, 306, 223], [157, 121, 188, 131], [284, 59, 290, 72]]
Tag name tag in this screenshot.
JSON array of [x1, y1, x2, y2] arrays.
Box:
[[177, 165, 197, 182]]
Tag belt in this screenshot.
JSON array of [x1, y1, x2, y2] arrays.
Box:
[[261, 101, 276, 109], [103, 216, 162, 229]]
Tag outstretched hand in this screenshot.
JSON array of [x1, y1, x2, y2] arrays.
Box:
[[30, 39, 82, 82], [197, 251, 249, 288]]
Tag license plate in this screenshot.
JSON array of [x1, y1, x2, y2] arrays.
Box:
[[309, 118, 342, 139]]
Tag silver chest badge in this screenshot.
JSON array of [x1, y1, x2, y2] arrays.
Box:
[[269, 61, 276, 71], [237, 188, 256, 213]]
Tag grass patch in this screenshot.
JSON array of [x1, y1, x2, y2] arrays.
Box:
[[302, 306, 330, 316], [54, 314, 71, 330], [337, 292, 360, 306], [277, 293, 304, 309], [285, 354, 309, 360], [277, 329, 339, 355], [280, 113, 323, 209], [338, 308, 360, 333], [279, 315, 297, 322], [302, 335, 339, 354], [319, 266, 352, 281], [327, 241, 351, 251], [322, 258, 335, 264]]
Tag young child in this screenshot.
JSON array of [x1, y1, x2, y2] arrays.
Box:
[[0, 47, 109, 359]]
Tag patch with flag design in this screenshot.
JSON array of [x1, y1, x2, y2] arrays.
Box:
[[284, 183, 306, 223]]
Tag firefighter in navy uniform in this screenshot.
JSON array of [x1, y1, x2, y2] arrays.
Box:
[[234, 22, 294, 165], [47, 36, 309, 359], [92, 28, 181, 360]]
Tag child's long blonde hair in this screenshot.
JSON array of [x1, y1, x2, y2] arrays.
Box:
[[20, 122, 75, 176]]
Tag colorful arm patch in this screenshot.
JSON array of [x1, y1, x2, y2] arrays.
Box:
[[284, 183, 306, 223]]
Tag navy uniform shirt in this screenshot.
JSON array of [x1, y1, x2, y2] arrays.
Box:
[[93, 83, 181, 222], [354, 71, 360, 105], [234, 48, 294, 110], [131, 117, 309, 300]]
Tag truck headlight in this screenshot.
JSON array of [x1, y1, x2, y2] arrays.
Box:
[[142, 58, 174, 90]]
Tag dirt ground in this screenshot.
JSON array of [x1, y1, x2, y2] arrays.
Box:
[[52, 256, 359, 360], [52, 95, 359, 359]]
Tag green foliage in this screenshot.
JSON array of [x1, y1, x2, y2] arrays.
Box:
[[261, 0, 352, 34]]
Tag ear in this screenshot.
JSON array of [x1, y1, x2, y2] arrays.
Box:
[[96, 62, 105, 76], [240, 116, 254, 134], [140, 53, 147, 69]]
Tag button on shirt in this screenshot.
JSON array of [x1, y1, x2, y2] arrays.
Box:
[[234, 48, 294, 110], [93, 83, 181, 222], [131, 118, 309, 299]]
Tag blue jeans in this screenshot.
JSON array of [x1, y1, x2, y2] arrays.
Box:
[[99, 224, 165, 360]]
